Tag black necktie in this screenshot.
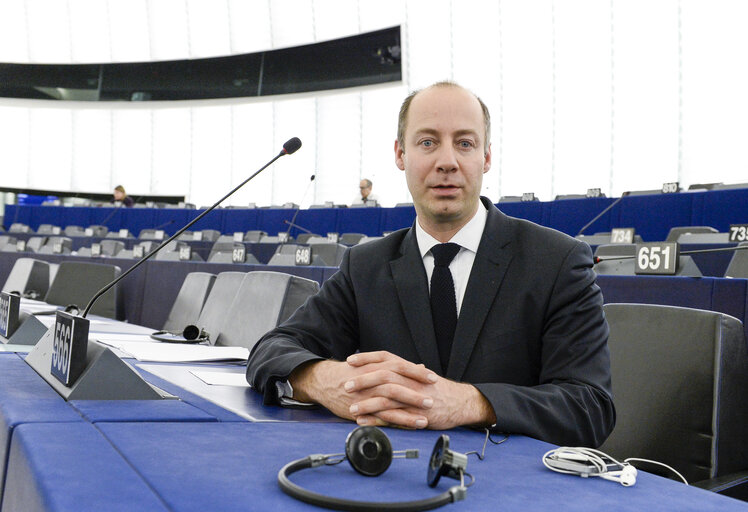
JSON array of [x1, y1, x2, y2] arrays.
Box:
[[430, 243, 461, 371]]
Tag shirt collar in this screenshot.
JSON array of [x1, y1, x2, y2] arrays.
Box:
[[415, 202, 488, 258]]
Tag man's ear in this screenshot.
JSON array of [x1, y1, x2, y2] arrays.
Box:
[[483, 143, 492, 174], [394, 140, 406, 171]]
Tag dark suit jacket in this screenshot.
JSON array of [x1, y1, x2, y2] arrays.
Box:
[[247, 197, 615, 447]]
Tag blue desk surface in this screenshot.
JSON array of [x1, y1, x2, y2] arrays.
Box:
[[83, 422, 748, 511], [3, 423, 169, 512]]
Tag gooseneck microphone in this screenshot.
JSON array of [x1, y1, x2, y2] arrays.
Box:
[[282, 174, 316, 241], [593, 244, 748, 264], [576, 194, 627, 237], [81, 137, 302, 318]]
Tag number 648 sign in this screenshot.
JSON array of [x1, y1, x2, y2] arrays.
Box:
[[635, 243, 679, 275]]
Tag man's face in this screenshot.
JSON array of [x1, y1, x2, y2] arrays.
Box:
[[359, 180, 371, 199], [395, 86, 491, 233], [113, 189, 124, 201]]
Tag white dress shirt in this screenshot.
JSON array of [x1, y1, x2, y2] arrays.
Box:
[[415, 203, 488, 316]]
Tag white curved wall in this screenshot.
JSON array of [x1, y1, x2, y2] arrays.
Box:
[[0, 0, 746, 207]]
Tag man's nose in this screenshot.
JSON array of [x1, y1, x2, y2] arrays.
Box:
[[435, 145, 458, 172]]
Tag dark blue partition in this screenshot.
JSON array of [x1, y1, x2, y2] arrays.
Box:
[[221, 209, 260, 233], [496, 201, 545, 225], [700, 188, 748, 231], [257, 208, 299, 236], [121, 208, 159, 238], [295, 208, 339, 236], [548, 197, 616, 237], [336, 207, 382, 236], [617, 193, 695, 241], [381, 205, 416, 233]]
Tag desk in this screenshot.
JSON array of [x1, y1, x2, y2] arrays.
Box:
[[4, 421, 746, 511]]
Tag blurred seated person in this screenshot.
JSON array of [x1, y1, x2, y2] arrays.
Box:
[[353, 179, 378, 206], [112, 185, 134, 207]]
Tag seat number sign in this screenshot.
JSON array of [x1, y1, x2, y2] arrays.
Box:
[[610, 228, 635, 244], [728, 224, 748, 242], [178, 245, 192, 261], [232, 244, 246, 263], [295, 246, 312, 266], [0, 291, 20, 338], [51, 311, 89, 386], [635, 243, 679, 275]]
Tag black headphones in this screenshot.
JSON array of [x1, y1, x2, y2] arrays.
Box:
[[150, 324, 210, 344], [278, 426, 471, 512]]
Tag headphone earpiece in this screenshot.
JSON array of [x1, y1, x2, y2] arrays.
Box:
[[150, 324, 210, 343], [345, 426, 394, 476], [427, 435, 469, 487]]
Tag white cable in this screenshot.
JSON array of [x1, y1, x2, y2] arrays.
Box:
[[624, 457, 689, 486], [543, 447, 685, 488]]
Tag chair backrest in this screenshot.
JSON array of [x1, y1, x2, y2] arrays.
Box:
[[601, 303, 748, 483], [87, 225, 109, 237], [162, 272, 216, 332], [100, 240, 126, 256], [339, 233, 365, 245], [216, 271, 319, 349], [724, 242, 748, 278], [44, 261, 123, 319], [665, 226, 718, 242], [243, 230, 266, 242], [195, 272, 247, 344], [36, 224, 60, 235], [26, 236, 48, 252], [307, 243, 347, 266], [0, 235, 17, 246], [8, 223, 31, 233], [64, 225, 87, 237], [38, 237, 73, 254], [2, 258, 51, 298]]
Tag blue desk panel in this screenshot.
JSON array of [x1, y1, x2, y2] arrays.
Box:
[[94, 422, 746, 512], [336, 207, 383, 236], [701, 189, 748, 232], [548, 197, 616, 237], [221, 208, 260, 234], [2, 423, 169, 512], [597, 275, 748, 349], [70, 399, 219, 424], [618, 193, 697, 242], [0, 355, 84, 505], [380, 204, 416, 233]]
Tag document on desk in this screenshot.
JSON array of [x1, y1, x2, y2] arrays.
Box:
[[190, 369, 250, 387], [96, 339, 249, 363]]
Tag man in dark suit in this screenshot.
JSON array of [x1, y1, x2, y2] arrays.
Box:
[[247, 81, 615, 447]]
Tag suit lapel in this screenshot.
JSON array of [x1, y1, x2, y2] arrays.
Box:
[[390, 228, 444, 374], [447, 201, 515, 380]]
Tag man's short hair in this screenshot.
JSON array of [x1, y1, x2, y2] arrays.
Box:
[[397, 81, 491, 154], [360, 179, 372, 188]]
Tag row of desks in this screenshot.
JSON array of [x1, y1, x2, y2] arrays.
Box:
[[5, 186, 748, 241], [1, 345, 745, 511]]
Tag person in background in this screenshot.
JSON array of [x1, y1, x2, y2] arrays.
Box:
[[353, 178, 378, 205], [112, 185, 134, 207]]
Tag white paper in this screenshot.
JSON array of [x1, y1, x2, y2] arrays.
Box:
[[96, 339, 249, 362], [189, 369, 250, 387]]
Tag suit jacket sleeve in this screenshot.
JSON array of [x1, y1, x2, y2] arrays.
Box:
[[473, 240, 615, 447]]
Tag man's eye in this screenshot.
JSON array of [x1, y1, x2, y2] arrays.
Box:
[[421, 140, 434, 147], [458, 140, 474, 148]]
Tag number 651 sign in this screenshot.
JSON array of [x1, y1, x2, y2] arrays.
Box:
[[635, 243, 679, 275]]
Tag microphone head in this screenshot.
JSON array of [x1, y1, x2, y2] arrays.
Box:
[[282, 137, 302, 155]]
